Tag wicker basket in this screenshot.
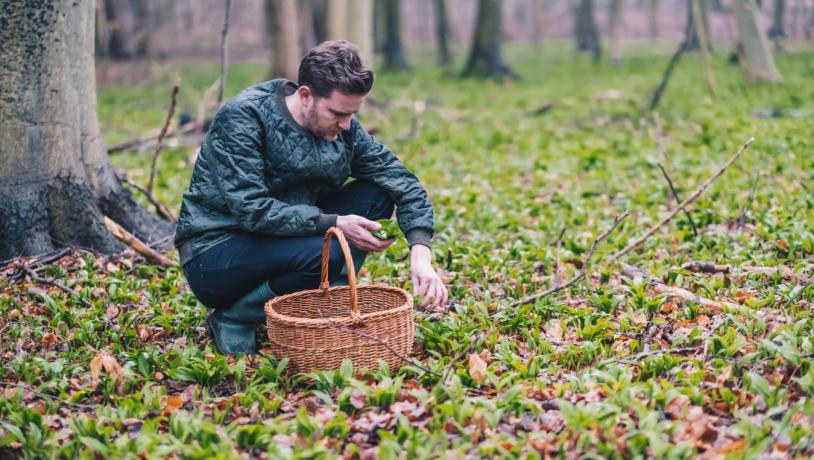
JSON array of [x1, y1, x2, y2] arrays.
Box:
[[264, 227, 415, 373]]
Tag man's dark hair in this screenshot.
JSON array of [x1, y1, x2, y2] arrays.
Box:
[[298, 40, 375, 98]]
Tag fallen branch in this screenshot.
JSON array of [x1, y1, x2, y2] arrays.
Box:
[[106, 121, 200, 154], [622, 264, 741, 314], [600, 346, 702, 366], [607, 138, 753, 264], [22, 264, 93, 308], [504, 138, 753, 310], [503, 211, 629, 310], [103, 216, 174, 267], [120, 174, 176, 222], [656, 162, 698, 237], [0, 382, 107, 413], [147, 85, 179, 195], [682, 261, 811, 284]]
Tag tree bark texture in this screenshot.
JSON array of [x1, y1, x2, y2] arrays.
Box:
[[574, 0, 601, 62], [382, 0, 409, 70], [464, 0, 513, 77], [266, 0, 302, 81], [433, 0, 452, 66], [733, 0, 783, 82], [0, 0, 173, 260]]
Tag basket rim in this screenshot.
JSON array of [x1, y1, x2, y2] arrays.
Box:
[[264, 283, 414, 326]]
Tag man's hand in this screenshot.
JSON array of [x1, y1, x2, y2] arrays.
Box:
[[336, 215, 395, 252], [410, 244, 448, 311]]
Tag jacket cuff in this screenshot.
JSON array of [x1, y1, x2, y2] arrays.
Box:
[[405, 228, 432, 249], [315, 214, 338, 232]]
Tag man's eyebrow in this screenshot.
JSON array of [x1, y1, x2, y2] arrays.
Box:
[[329, 108, 356, 116]]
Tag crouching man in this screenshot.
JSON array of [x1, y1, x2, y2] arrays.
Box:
[[174, 40, 447, 355]]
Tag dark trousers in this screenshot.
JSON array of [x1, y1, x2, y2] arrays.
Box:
[[182, 180, 394, 310]]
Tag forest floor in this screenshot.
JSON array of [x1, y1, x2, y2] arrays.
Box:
[[2, 46, 814, 458]]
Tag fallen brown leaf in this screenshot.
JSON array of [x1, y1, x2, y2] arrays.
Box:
[[468, 353, 487, 384]]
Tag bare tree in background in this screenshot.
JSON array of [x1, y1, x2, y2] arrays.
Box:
[[608, 0, 624, 63], [266, 0, 302, 81], [733, 0, 783, 82], [465, 0, 514, 78], [382, 0, 409, 70], [684, 0, 711, 51], [768, 0, 787, 48], [434, 0, 453, 66], [103, 0, 150, 60], [575, 0, 601, 62], [0, 0, 172, 260], [649, 0, 660, 39], [346, 0, 374, 64]]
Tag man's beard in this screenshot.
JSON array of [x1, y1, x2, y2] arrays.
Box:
[[303, 108, 335, 140]]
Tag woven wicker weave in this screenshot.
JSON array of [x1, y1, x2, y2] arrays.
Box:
[[264, 227, 414, 373]]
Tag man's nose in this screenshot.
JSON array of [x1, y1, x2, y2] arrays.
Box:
[[338, 116, 352, 131]]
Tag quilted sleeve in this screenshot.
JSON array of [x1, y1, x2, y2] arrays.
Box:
[[349, 117, 434, 247], [209, 103, 334, 235]]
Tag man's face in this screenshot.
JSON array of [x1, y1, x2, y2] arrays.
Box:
[[301, 88, 365, 141]]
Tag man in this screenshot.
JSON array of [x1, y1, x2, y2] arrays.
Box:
[[175, 40, 447, 355]]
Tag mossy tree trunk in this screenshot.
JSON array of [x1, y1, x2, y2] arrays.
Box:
[[266, 0, 302, 81], [574, 0, 601, 63], [0, 0, 173, 261], [733, 0, 783, 82]]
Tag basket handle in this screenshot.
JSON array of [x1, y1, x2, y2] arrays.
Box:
[[320, 227, 360, 323]]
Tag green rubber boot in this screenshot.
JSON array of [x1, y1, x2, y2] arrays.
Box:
[[206, 281, 275, 355]]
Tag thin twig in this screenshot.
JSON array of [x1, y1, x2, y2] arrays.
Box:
[[656, 162, 699, 237], [106, 121, 200, 154], [552, 227, 566, 289], [0, 382, 108, 413], [120, 174, 176, 222], [607, 138, 753, 264], [736, 168, 760, 232], [600, 346, 702, 366], [217, 0, 231, 106], [504, 212, 629, 310], [147, 85, 179, 195], [317, 309, 441, 377], [22, 264, 93, 308]]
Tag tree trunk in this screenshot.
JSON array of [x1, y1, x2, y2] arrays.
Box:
[[574, 0, 601, 62], [733, 0, 783, 82], [266, 0, 302, 81], [103, 0, 150, 60], [327, 0, 348, 39], [464, 0, 513, 78], [685, 0, 711, 51], [347, 0, 374, 65], [434, 0, 453, 66], [0, 0, 173, 261], [648, 0, 660, 39], [768, 0, 786, 38], [608, 0, 624, 63], [382, 0, 409, 70]]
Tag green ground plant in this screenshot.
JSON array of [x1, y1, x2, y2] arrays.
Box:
[[1, 45, 814, 458]]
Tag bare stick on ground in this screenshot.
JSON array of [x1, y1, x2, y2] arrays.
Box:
[[103, 216, 174, 267], [656, 162, 699, 237], [505, 137, 753, 311], [119, 175, 176, 222], [22, 264, 93, 308], [621, 264, 742, 313], [682, 260, 811, 284], [146, 85, 179, 195], [504, 211, 629, 311], [217, 0, 232, 106]]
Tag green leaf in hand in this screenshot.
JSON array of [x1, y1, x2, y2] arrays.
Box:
[[369, 219, 401, 240]]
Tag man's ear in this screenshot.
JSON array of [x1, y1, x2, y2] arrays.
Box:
[[298, 85, 313, 106]]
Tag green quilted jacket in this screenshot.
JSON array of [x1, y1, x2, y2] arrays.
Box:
[[174, 79, 434, 266]]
